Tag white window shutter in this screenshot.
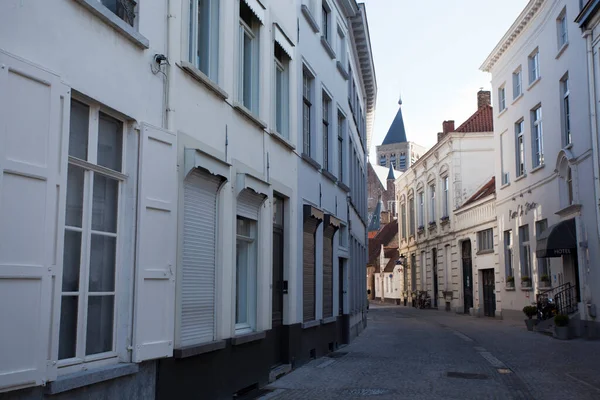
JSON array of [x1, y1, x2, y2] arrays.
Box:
[[133, 123, 177, 362], [0, 52, 69, 390]]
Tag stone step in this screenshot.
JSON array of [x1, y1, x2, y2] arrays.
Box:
[[269, 364, 292, 383]]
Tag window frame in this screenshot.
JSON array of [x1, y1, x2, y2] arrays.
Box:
[[337, 111, 345, 182], [504, 230, 514, 279], [302, 67, 315, 157], [561, 74, 571, 146], [418, 191, 424, 228], [401, 202, 407, 239], [274, 42, 290, 139], [235, 216, 258, 334], [321, 1, 331, 42], [322, 91, 331, 171], [557, 9, 568, 49], [519, 225, 532, 279], [477, 228, 494, 252], [408, 196, 415, 237], [429, 184, 436, 223], [498, 86, 506, 111], [59, 98, 128, 372], [513, 68, 522, 99], [528, 49, 540, 84], [515, 119, 525, 177], [442, 176, 449, 218], [239, 2, 261, 114], [337, 25, 347, 65], [188, 0, 220, 82], [535, 220, 550, 279], [531, 105, 544, 168]]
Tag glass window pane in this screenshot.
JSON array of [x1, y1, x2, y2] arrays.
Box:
[[243, 31, 253, 109], [65, 164, 85, 228], [89, 234, 116, 292], [58, 295, 78, 360], [86, 295, 114, 355], [69, 100, 89, 160], [92, 173, 119, 233], [63, 230, 82, 292], [97, 112, 123, 172], [236, 240, 249, 324], [197, 0, 211, 75], [237, 216, 253, 237], [276, 66, 283, 132]]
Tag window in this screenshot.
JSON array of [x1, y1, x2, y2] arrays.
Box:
[[302, 69, 314, 156], [189, 0, 220, 81], [338, 112, 345, 181], [498, 86, 506, 111], [401, 203, 407, 239], [379, 154, 386, 167], [60, 100, 125, 362], [429, 184, 436, 222], [338, 225, 347, 247], [504, 230, 514, 279], [567, 167, 574, 205], [322, 2, 331, 41], [418, 191, 424, 227], [101, 0, 136, 26], [390, 153, 396, 169], [420, 252, 426, 291], [557, 9, 568, 49], [477, 228, 493, 252], [442, 176, 449, 218], [561, 74, 571, 146], [274, 43, 290, 138], [515, 119, 525, 177], [399, 153, 406, 170], [513, 68, 522, 99], [535, 220, 550, 278], [239, 1, 260, 113], [409, 197, 415, 236], [519, 225, 532, 279], [236, 216, 257, 332], [322, 93, 331, 170], [337, 26, 347, 64], [410, 254, 416, 291], [531, 106, 544, 168], [500, 132, 509, 185], [558, 157, 574, 208], [529, 49, 540, 84]]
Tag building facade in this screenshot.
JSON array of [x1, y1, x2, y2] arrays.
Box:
[[0, 0, 375, 399], [482, 0, 600, 336]]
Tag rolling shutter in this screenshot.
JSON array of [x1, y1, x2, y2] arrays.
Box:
[[179, 169, 223, 347], [237, 189, 265, 220], [302, 205, 323, 323], [0, 53, 69, 389], [132, 123, 177, 362], [322, 226, 334, 318]]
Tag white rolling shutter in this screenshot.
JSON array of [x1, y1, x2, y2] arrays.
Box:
[[179, 169, 223, 347], [0, 52, 69, 390], [237, 189, 265, 220], [132, 123, 177, 362]]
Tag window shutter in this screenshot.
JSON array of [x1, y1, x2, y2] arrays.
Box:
[[322, 226, 335, 318], [133, 123, 177, 362], [178, 169, 223, 347], [302, 205, 323, 323], [0, 53, 69, 390], [237, 189, 265, 220]]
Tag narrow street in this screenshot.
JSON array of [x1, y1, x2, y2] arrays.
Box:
[[260, 304, 600, 400]]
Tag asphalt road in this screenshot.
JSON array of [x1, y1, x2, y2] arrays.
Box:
[[259, 303, 600, 400]]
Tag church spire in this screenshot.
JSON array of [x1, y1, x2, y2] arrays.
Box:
[[381, 97, 408, 145]]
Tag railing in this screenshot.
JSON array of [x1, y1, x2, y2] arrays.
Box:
[[536, 282, 578, 316]]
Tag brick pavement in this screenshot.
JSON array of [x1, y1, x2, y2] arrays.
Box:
[[259, 303, 600, 400]]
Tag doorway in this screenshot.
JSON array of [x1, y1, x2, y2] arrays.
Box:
[[338, 258, 345, 315], [482, 269, 495, 317], [432, 248, 438, 308], [271, 197, 285, 367], [462, 240, 473, 314]]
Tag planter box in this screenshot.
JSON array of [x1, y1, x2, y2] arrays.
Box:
[[524, 319, 536, 331], [539, 281, 550, 289], [506, 281, 515, 289], [554, 326, 569, 340]]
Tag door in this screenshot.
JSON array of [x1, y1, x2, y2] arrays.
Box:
[[338, 258, 345, 315], [462, 240, 473, 314], [271, 226, 284, 365], [482, 269, 496, 317], [432, 249, 438, 308]]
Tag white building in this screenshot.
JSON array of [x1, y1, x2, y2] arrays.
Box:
[[388, 92, 497, 313], [481, 0, 600, 335], [0, 0, 375, 398]]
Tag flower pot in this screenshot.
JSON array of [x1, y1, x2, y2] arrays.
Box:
[[540, 281, 550, 289], [506, 281, 515, 289], [525, 319, 536, 331], [554, 326, 569, 340]]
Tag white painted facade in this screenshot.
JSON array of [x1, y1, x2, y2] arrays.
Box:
[[482, 0, 600, 329], [0, 0, 375, 395]]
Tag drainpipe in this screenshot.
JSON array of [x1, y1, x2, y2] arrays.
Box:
[[584, 30, 600, 242], [165, 0, 177, 131]]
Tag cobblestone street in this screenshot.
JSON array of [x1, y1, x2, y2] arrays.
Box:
[[260, 304, 600, 400]]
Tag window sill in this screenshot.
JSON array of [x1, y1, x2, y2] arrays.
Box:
[[302, 320, 321, 329], [514, 173, 527, 182], [301, 5, 320, 33], [321, 316, 337, 325], [174, 340, 227, 359], [500, 181, 510, 190], [338, 181, 351, 193], [301, 152, 322, 171], [528, 77, 542, 91], [45, 363, 138, 395], [73, 0, 149, 49], [269, 129, 296, 151], [337, 61, 349, 80], [322, 169, 338, 184], [556, 42, 569, 60], [520, 286, 533, 292], [180, 61, 228, 100], [555, 203, 582, 217], [321, 36, 336, 59], [564, 143, 573, 150], [232, 331, 266, 346], [476, 249, 494, 255], [497, 107, 508, 117], [512, 93, 523, 105], [505, 286, 516, 291], [530, 164, 545, 174], [233, 102, 268, 130], [440, 217, 450, 226]]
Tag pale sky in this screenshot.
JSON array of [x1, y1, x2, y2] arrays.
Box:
[[363, 0, 529, 159]]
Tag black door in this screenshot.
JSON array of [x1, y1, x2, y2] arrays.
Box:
[[272, 196, 285, 367], [432, 248, 438, 308], [338, 258, 345, 315], [482, 269, 496, 317], [462, 240, 474, 313]]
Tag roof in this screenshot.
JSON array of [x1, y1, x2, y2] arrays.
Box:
[[381, 103, 408, 145], [384, 247, 398, 259], [386, 164, 396, 180], [455, 105, 494, 133], [368, 219, 398, 264], [480, 0, 544, 72], [383, 256, 399, 273], [576, 0, 600, 27], [461, 177, 496, 208], [367, 199, 382, 232]]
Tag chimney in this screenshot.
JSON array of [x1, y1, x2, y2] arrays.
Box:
[[437, 132, 444, 142], [477, 90, 491, 109], [442, 120, 455, 134]]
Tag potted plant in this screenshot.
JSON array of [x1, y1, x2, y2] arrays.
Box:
[[506, 276, 515, 289], [540, 274, 550, 288], [554, 314, 569, 340], [521, 276, 532, 288], [523, 305, 537, 331], [417, 225, 425, 234]]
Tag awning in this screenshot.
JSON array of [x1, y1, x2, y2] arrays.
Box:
[[274, 24, 294, 60], [536, 218, 577, 258], [242, 0, 265, 25]]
